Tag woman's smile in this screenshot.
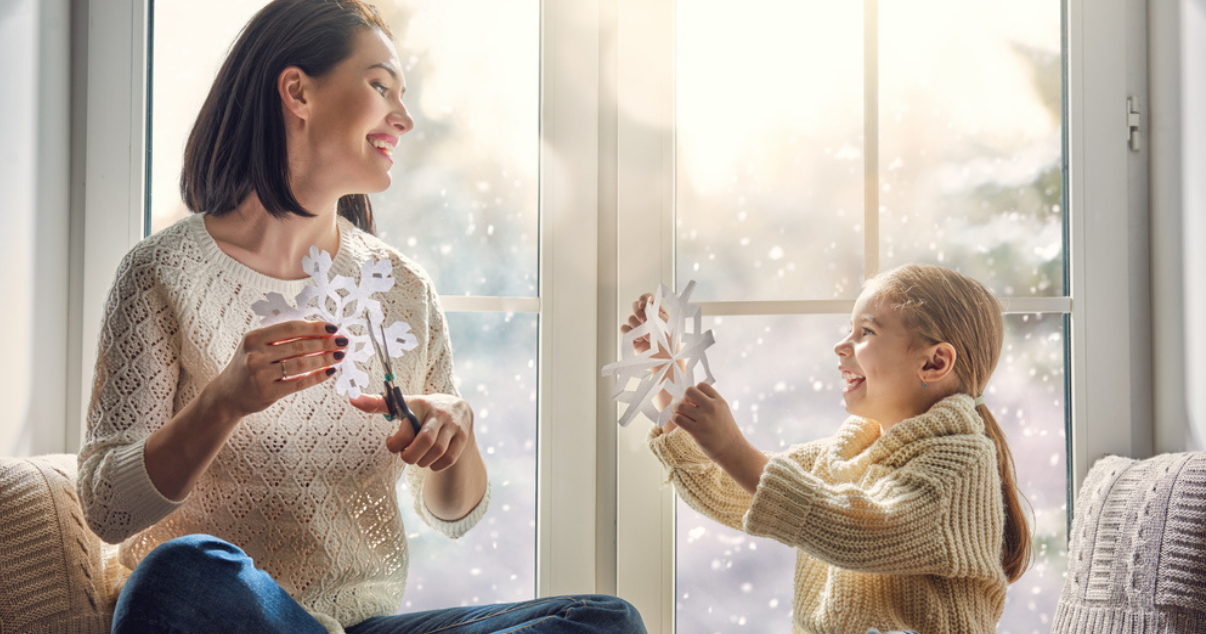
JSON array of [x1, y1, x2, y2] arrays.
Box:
[[368, 133, 397, 162]]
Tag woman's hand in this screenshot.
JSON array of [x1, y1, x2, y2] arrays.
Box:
[[671, 382, 768, 495], [208, 320, 347, 420], [350, 393, 475, 471], [352, 392, 487, 521]]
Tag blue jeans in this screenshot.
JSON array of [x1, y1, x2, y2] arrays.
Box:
[[112, 535, 646, 634]]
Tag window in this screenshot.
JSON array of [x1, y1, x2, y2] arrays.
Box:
[[613, 1, 1140, 633], [147, 0, 542, 608], [665, 2, 1068, 631], [80, 1, 1147, 633]]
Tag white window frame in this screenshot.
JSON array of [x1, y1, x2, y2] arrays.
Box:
[[608, 0, 1150, 631], [76, 0, 1149, 632], [74, 0, 605, 600]]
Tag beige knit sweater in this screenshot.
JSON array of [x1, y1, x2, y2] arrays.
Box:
[[77, 214, 489, 633], [649, 394, 1008, 634]]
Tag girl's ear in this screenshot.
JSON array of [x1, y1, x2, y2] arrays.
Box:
[[920, 342, 957, 385], [278, 66, 310, 121]]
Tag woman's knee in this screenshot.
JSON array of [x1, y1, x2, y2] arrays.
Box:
[[574, 595, 647, 634], [134, 534, 251, 579]]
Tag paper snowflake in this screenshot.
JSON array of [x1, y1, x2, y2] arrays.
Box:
[[251, 246, 418, 398], [602, 280, 716, 427]]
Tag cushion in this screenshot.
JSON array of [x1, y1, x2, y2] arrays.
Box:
[[1052, 452, 1206, 634], [0, 454, 125, 634]]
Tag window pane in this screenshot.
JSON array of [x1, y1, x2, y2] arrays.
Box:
[[676, 314, 849, 634], [675, 2, 866, 302], [150, 0, 541, 300], [148, 0, 265, 232], [878, 2, 1064, 297], [996, 314, 1067, 634], [398, 311, 537, 608], [368, 0, 539, 297]]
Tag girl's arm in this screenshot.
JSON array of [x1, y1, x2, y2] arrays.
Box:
[[649, 425, 828, 532], [745, 437, 1003, 578], [648, 428, 756, 531]]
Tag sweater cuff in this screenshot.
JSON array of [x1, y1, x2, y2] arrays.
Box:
[[406, 466, 491, 540], [110, 439, 186, 526], [647, 426, 710, 470], [743, 454, 816, 544]]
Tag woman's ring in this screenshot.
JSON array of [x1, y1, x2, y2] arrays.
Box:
[[280, 360, 289, 380]]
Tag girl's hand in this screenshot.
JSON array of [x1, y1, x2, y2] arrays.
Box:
[[622, 292, 682, 415], [351, 393, 476, 472], [620, 293, 660, 354], [208, 320, 347, 419], [671, 382, 768, 494]]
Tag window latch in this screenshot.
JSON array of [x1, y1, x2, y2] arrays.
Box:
[[1127, 97, 1142, 152]]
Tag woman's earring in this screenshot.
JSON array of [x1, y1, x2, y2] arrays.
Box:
[[921, 382, 928, 388]]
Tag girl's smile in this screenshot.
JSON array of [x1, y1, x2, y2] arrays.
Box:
[[834, 284, 941, 430]]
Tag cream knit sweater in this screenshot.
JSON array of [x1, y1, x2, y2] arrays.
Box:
[[77, 214, 489, 633], [649, 394, 1008, 634]]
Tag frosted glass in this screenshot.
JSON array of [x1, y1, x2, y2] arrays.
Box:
[[878, 1, 1064, 298]]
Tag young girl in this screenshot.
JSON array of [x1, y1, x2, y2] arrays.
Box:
[[624, 264, 1030, 634], [78, 1, 644, 633]]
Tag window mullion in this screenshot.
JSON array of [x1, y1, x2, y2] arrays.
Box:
[[864, 0, 879, 279], [537, 0, 603, 599], [78, 0, 149, 449], [613, 0, 676, 631]]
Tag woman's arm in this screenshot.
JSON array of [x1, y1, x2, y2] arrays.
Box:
[[144, 320, 347, 501], [79, 250, 346, 542], [376, 393, 487, 521]]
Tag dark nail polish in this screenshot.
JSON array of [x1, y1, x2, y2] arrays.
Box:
[[326, 367, 336, 376], [335, 336, 348, 346], [334, 351, 345, 360], [325, 324, 338, 334]]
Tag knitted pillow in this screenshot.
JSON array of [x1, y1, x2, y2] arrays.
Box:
[[0, 454, 125, 634], [1052, 452, 1206, 634]]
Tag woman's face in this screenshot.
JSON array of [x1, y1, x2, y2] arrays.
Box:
[[300, 28, 413, 197], [832, 285, 930, 427]]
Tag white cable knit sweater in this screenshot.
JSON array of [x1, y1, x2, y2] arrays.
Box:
[[77, 214, 489, 632]]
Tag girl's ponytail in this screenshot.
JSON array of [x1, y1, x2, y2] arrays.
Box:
[[872, 264, 1032, 583], [977, 403, 1032, 582]]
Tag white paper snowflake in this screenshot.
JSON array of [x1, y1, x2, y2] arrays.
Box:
[[251, 246, 418, 398], [602, 280, 716, 427]]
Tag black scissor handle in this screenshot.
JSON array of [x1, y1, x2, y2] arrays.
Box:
[[386, 386, 422, 436]]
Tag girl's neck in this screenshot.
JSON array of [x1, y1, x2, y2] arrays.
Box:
[[204, 192, 341, 281]]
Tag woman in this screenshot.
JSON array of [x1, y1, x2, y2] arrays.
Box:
[[77, 1, 645, 633]]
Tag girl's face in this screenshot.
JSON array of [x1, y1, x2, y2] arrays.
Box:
[[302, 28, 413, 196], [833, 285, 931, 428]]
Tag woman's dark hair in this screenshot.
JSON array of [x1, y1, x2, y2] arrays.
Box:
[[181, 0, 392, 233]]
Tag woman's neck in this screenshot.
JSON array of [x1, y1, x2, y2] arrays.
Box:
[[203, 192, 341, 280]]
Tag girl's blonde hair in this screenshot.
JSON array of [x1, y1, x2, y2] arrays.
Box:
[[869, 263, 1032, 583]]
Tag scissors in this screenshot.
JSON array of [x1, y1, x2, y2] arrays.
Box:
[[367, 323, 422, 436]]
